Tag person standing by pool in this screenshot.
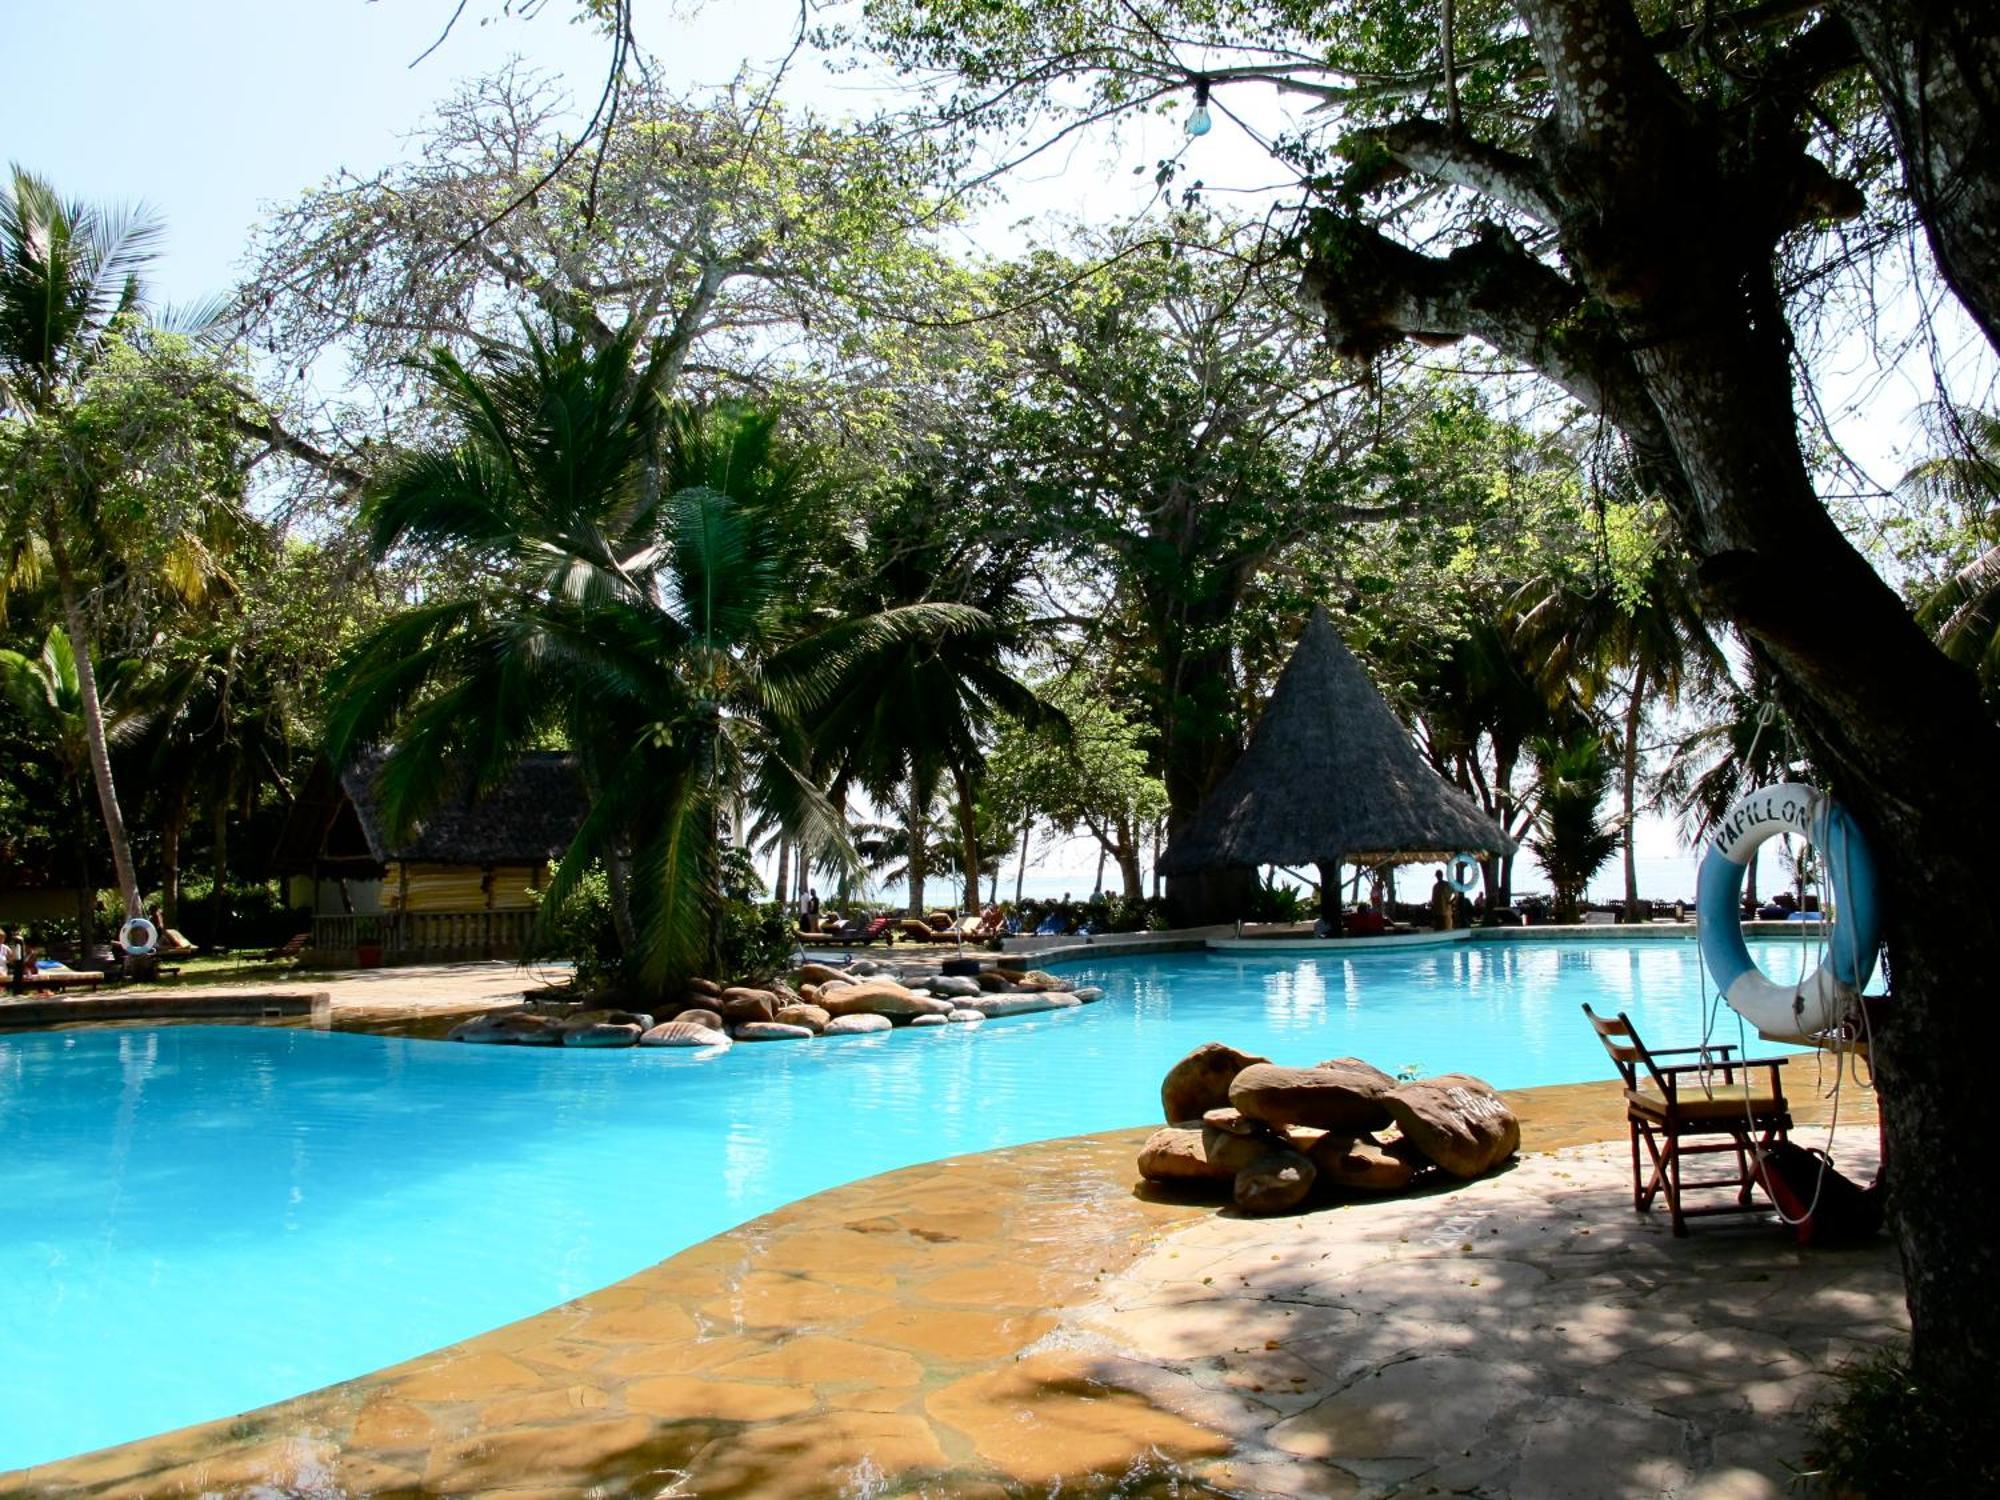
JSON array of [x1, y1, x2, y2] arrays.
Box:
[[1430, 869, 1453, 931]]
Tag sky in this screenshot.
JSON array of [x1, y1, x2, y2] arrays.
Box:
[[2, 0, 1976, 905]]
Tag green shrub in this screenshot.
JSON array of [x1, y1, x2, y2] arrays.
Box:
[[713, 847, 792, 981], [1801, 1345, 1998, 1496], [526, 864, 625, 992]]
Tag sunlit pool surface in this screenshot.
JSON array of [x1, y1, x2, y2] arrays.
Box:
[[0, 939, 1818, 1468]]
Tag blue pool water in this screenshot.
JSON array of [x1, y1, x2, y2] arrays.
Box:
[[0, 939, 1812, 1469]]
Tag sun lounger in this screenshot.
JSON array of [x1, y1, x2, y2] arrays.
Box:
[[260, 932, 310, 961], [13, 968, 106, 992]]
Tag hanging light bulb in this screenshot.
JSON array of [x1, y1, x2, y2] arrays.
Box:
[[1186, 76, 1212, 137]]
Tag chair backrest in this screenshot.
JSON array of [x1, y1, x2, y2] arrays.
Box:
[[1580, 1003, 1669, 1093]]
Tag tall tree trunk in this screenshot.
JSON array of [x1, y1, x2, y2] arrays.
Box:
[[951, 765, 980, 912], [1838, 1, 2000, 352], [50, 531, 141, 919], [161, 797, 185, 930], [904, 783, 929, 918], [1014, 814, 1031, 904], [1115, 814, 1144, 899], [1620, 677, 1644, 921], [1300, 0, 2000, 1420], [209, 782, 231, 950], [1315, 859, 1343, 933], [773, 839, 791, 908], [73, 786, 97, 956], [1152, 564, 1260, 925]]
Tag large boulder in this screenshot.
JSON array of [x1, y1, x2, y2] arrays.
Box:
[[823, 1013, 894, 1036], [562, 1022, 642, 1047], [639, 1020, 731, 1049], [927, 974, 983, 999], [974, 970, 1020, 992], [672, 1007, 723, 1032], [1313, 1056, 1400, 1094], [1384, 1074, 1520, 1179], [794, 962, 852, 987], [719, 988, 779, 1026], [732, 1021, 816, 1042], [1137, 1124, 1234, 1183], [1202, 1119, 1291, 1175], [1233, 1151, 1317, 1214], [1229, 1062, 1395, 1133], [687, 977, 723, 998], [1160, 1042, 1269, 1125], [1306, 1134, 1418, 1194], [448, 1011, 562, 1046], [821, 982, 953, 1019], [774, 1003, 830, 1034]]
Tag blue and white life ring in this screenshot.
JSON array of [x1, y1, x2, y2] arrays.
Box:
[[1695, 784, 1880, 1044], [1444, 853, 1481, 894], [120, 916, 159, 956]]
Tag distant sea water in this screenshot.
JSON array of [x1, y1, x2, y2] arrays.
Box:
[[774, 849, 1713, 912]]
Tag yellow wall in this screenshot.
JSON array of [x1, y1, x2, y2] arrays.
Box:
[[384, 863, 545, 912]]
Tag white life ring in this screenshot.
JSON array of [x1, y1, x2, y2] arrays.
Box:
[[121, 917, 159, 956], [1695, 784, 1880, 1044], [1444, 853, 1481, 894]]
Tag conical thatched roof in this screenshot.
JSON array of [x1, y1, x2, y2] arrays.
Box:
[[1159, 609, 1517, 875]]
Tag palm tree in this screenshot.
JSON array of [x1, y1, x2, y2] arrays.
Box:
[[1526, 731, 1621, 923], [324, 323, 981, 989], [1904, 406, 2000, 705], [0, 166, 232, 923], [0, 627, 148, 945], [1511, 518, 1723, 920], [809, 483, 1048, 913], [1654, 671, 1804, 904]]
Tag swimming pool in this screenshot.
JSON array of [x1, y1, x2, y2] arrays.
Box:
[[0, 939, 1810, 1469]]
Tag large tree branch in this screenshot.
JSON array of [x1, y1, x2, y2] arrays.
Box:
[[231, 404, 368, 493], [1345, 120, 1562, 227]]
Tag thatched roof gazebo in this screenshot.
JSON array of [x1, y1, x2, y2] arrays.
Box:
[[1159, 609, 1516, 930]]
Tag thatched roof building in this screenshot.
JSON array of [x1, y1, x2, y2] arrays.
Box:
[[275, 751, 587, 878], [1160, 610, 1515, 901]]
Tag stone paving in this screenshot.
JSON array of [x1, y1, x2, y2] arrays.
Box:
[[2, 1077, 1894, 1499]]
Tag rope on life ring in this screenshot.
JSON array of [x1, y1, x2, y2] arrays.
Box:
[[1444, 854, 1481, 894], [120, 916, 159, 956], [1695, 783, 1880, 1044]]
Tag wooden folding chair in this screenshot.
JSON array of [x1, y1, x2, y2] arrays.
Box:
[[1581, 1004, 1792, 1236]]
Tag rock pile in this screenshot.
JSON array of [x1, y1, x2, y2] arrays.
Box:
[[1138, 1043, 1520, 1215], [446, 963, 1105, 1054]]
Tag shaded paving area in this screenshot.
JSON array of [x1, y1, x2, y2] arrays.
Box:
[[2, 1077, 1890, 1498]]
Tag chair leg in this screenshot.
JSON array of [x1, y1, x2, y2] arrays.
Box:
[[1666, 1136, 1688, 1237], [1629, 1120, 1644, 1212]]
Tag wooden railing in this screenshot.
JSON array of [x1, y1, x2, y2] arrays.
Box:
[[311, 909, 537, 964]]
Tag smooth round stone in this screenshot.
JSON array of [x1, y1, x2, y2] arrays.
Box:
[[908, 1014, 947, 1027], [447, 1012, 561, 1045], [1072, 986, 1104, 1002], [945, 1009, 985, 1024], [638, 1021, 730, 1049], [927, 974, 982, 998], [822, 1013, 894, 1036], [561, 1023, 642, 1048], [732, 1022, 815, 1042]]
